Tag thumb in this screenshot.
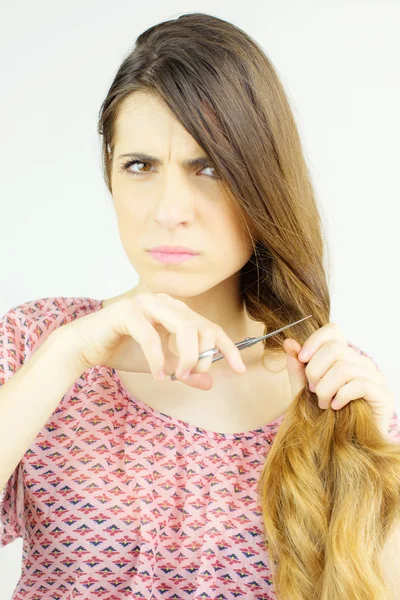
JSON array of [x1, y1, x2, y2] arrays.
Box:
[[283, 338, 307, 399]]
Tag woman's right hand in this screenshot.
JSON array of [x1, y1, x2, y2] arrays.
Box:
[[54, 292, 247, 390]]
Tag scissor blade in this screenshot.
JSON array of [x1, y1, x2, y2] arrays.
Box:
[[211, 314, 313, 363], [241, 314, 313, 347]]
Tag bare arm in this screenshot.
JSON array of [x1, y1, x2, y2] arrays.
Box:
[[0, 329, 87, 490]]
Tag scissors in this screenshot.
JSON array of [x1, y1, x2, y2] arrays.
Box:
[[170, 314, 313, 380]]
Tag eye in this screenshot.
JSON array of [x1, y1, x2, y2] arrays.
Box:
[[119, 159, 221, 180], [120, 159, 153, 176], [201, 165, 221, 179]]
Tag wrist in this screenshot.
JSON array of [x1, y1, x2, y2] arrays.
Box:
[[45, 328, 90, 378]]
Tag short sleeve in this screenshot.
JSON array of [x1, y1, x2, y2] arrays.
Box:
[[0, 296, 97, 547], [0, 461, 25, 547], [0, 303, 33, 546], [388, 411, 400, 443]]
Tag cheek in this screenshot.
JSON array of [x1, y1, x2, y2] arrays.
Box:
[[113, 198, 147, 259], [217, 208, 254, 264], [113, 185, 148, 228], [209, 216, 254, 273]]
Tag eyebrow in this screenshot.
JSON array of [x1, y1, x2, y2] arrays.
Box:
[[117, 152, 212, 169]]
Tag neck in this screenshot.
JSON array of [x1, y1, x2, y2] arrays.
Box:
[[115, 278, 263, 342], [102, 279, 269, 370]]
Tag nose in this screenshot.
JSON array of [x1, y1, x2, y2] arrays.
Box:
[[154, 169, 194, 228]]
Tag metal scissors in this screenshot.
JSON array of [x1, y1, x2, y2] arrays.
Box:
[[170, 314, 313, 380]]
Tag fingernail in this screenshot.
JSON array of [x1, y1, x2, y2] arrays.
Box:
[[309, 382, 316, 392], [155, 370, 165, 381], [180, 369, 191, 380], [299, 348, 311, 361]]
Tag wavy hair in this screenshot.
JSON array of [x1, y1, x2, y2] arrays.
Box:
[[97, 12, 400, 599]]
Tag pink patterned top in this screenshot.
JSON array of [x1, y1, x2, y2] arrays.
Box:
[[1, 296, 399, 600]]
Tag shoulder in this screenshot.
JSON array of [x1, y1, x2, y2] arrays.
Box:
[[1, 295, 102, 327], [0, 296, 102, 386]]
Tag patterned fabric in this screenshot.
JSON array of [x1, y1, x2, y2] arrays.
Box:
[[0, 297, 399, 600]]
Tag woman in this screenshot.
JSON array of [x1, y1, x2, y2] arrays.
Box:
[[1, 12, 400, 600]]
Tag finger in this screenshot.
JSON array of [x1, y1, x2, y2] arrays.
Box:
[[173, 317, 200, 379], [142, 294, 246, 381], [305, 339, 376, 390], [298, 322, 346, 362], [173, 325, 215, 390], [192, 326, 217, 373], [156, 295, 204, 377], [180, 371, 214, 390], [172, 298, 247, 375], [119, 300, 166, 380], [313, 361, 384, 409], [329, 378, 395, 426], [283, 338, 302, 356], [176, 323, 246, 377], [141, 296, 200, 379], [158, 299, 244, 379], [213, 326, 247, 373], [283, 338, 307, 399]]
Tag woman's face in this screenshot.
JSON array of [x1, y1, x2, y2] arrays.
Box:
[[109, 91, 254, 300]]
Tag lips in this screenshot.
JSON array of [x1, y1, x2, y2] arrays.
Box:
[[147, 250, 198, 264], [148, 245, 199, 255]]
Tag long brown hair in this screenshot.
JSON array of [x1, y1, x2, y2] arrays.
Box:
[[97, 13, 400, 599]]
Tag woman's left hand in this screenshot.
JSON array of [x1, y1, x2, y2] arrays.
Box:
[[283, 322, 395, 437]]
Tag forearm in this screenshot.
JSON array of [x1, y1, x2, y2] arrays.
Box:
[[0, 330, 87, 490]]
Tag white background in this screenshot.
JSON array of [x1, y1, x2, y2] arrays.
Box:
[[1, 1, 399, 597]]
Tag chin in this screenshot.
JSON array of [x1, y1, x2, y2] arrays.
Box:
[[145, 273, 214, 299]]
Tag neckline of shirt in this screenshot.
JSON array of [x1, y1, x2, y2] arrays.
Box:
[[95, 298, 287, 441]]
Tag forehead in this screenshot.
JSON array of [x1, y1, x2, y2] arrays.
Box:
[[113, 91, 202, 154]]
